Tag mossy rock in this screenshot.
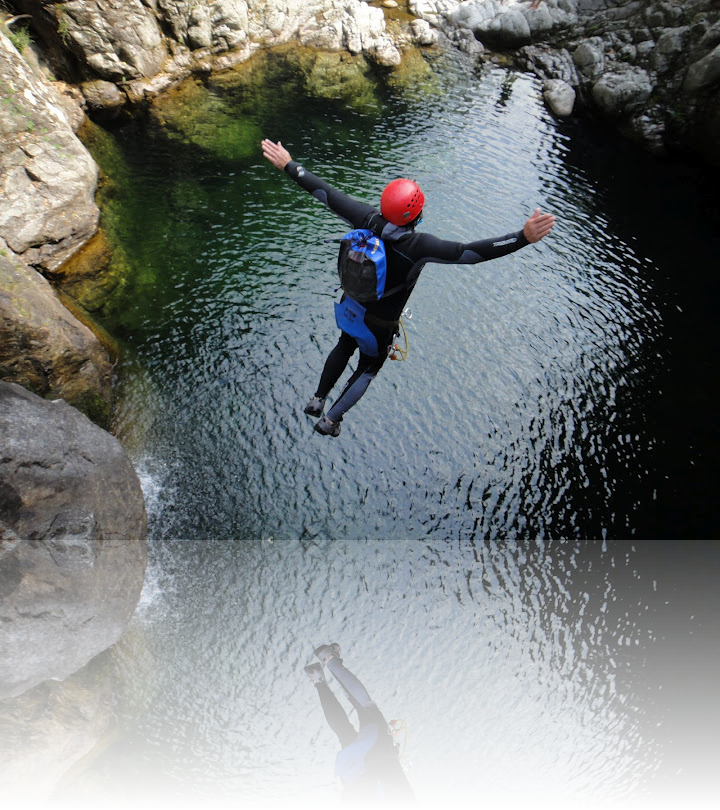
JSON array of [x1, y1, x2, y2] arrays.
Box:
[[295, 50, 381, 111], [55, 227, 135, 318], [386, 47, 439, 95], [150, 77, 263, 162], [78, 118, 132, 190], [56, 388, 112, 429]]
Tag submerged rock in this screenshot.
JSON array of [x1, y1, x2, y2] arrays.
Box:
[[0, 382, 147, 700]]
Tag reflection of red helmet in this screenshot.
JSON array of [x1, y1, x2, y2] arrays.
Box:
[[381, 178, 425, 226]]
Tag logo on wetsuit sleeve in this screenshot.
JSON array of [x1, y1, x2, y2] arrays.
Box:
[[493, 237, 517, 247]]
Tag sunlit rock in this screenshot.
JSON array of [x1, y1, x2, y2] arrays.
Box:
[[0, 34, 98, 272], [543, 77, 576, 115], [298, 2, 403, 66], [0, 253, 112, 424], [61, 0, 167, 80], [411, 19, 440, 46]]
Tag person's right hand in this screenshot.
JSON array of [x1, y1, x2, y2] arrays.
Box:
[[523, 208, 556, 243], [261, 139, 292, 170]]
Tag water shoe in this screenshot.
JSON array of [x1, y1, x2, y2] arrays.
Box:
[[304, 396, 325, 417], [314, 415, 341, 437]]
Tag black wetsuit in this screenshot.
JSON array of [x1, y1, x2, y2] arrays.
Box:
[[316, 658, 420, 810], [284, 160, 532, 424]]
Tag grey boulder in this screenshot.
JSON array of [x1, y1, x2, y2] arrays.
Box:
[[0, 382, 147, 700]]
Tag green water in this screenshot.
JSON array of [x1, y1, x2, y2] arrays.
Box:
[[58, 43, 720, 810]]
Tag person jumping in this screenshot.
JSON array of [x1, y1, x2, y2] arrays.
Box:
[[261, 138, 555, 437]]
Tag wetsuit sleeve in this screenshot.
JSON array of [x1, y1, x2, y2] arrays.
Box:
[[284, 160, 376, 228], [407, 230, 530, 264]]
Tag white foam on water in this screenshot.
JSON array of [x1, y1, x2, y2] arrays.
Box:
[[134, 455, 168, 523], [131, 456, 174, 616]]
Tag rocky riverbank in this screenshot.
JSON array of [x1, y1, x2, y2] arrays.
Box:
[[424, 0, 720, 161]]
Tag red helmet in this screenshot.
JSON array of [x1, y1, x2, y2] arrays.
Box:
[[380, 178, 425, 226]]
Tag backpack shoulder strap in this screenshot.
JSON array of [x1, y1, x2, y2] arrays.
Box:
[[362, 211, 386, 236]]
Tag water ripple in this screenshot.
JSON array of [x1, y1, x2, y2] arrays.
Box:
[[64, 44, 720, 810]]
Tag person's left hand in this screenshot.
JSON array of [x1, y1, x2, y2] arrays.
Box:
[[261, 139, 292, 170], [523, 208, 556, 243]]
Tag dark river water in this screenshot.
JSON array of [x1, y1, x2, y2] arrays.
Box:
[[52, 45, 719, 810]]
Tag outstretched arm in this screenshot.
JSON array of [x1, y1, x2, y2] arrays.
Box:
[[401, 207, 556, 267], [260, 138, 375, 228]]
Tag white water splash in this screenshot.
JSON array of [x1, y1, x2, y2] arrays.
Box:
[[132, 456, 173, 616]]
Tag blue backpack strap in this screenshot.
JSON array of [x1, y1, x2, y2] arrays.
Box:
[[334, 724, 379, 782]]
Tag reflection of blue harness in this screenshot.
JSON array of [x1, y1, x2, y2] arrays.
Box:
[[334, 723, 379, 782], [334, 297, 379, 357]]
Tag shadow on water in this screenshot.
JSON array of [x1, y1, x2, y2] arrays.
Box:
[[46, 44, 720, 810], [549, 118, 720, 539]]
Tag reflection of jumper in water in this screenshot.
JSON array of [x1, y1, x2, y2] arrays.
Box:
[[307, 647, 415, 804]]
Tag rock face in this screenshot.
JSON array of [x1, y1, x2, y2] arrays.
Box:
[[0, 252, 112, 425], [44, 0, 406, 104], [411, 1, 720, 163], [61, 0, 167, 81], [0, 30, 99, 272], [0, 382, 147, 701], [0, 652, 115, 807]]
